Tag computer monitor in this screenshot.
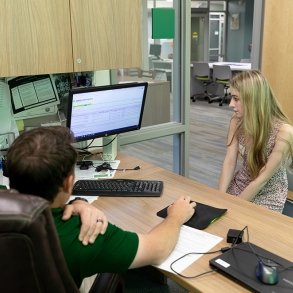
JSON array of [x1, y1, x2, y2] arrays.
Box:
[[149, 44, 161, 58], [66, 82, 148, 153]]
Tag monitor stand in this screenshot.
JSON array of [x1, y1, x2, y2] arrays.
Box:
[[72, 140, 88, 150], [102, 135, 117, 161]]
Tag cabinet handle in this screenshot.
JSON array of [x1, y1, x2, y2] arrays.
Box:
[[76, 58, 82, 64]]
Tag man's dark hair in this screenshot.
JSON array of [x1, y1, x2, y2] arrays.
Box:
[[6, 126, 77, 202]]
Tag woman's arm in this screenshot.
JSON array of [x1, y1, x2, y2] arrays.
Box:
[[239, 124, 293, 201], [218, 116, 239, 192]]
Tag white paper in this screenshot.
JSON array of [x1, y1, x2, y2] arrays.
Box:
[[155, 225, 222, 273]]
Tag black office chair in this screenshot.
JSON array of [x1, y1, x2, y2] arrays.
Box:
[[190, 62, 212, 102], [283, 200, 293, 217], [0, 191, 125, 293], [283, 170, 293, 218], [208, 65, 232, 106]]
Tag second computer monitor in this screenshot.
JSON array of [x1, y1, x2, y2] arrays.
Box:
[[66, 82, 148, 143], [149, 44, 161, 59]]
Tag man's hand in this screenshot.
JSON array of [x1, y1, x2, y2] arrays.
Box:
[[167, 196, 196, 224], [62, 200, 108, 245]]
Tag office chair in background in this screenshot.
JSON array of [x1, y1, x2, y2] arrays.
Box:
[[208, 65, 232, 106], [283, 170, 293, 217], [190, 62, 212, 102], [0, 192, 125, 293]]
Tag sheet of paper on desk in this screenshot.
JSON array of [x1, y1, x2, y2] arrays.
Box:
[[74, 160, 120, 181], [155, 225, 222, 273]]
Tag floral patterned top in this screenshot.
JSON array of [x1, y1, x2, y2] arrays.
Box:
[[227, 120, 288, 213]]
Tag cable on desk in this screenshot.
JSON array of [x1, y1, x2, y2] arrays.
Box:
[[231, 227, 293, 273], [170, 225, 249, 279], [170, 249, 221, 278]]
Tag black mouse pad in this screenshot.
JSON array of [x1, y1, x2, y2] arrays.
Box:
[[209, 242, 293, 293], [156, 201, 227, 230]]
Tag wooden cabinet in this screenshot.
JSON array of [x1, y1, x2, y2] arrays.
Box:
[[70, 0, 142, 72], [0, 0, 142, 77], [0, 0, 73, 77], [261, 0, 293, 121]]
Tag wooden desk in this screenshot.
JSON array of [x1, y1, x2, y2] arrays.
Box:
[[92, 154, 293, 292], [152, 59, 173, 71]]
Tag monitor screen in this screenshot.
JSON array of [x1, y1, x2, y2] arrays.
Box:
[[66, 82, 148, 142], [149, 44, 161, 57], [7, 74, 60, 119]]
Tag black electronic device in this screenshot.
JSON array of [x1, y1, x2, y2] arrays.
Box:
[[209, 242, 293, 292], [77, 160, 93, 170], [95, 162, 112, 172], [72, 179, 163, 197], [149, 44, 161, 59], [157, 202, 227, 230], [66, 82, 148, 143], [227, 229, 243, 244]]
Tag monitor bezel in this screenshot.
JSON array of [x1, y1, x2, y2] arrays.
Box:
[[149, 44, 162, 57], [66, 82, 148, 142]]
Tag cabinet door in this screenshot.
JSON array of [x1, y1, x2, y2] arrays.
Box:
[[0, 0, 73, 77], [70, 0, 142, 71], [261, 0, 293, 120]]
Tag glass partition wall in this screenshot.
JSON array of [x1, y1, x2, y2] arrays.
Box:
[[117, 0, 191, 176], [191, 0, 254, 63], [116, 0, 256, 177]]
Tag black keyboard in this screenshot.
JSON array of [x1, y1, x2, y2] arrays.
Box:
[[72, 179, 163, 197]]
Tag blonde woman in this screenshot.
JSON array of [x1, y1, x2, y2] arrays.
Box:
[[219, 70, 293, 212]]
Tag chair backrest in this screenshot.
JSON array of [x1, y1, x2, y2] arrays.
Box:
[[192, 62, 210, 79], [0, 191, 79, 293], [212, 65, 232, 82], [287, 170, 293, 191]]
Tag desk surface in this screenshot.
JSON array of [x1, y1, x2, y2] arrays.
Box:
[[92, 153, 293, 292]]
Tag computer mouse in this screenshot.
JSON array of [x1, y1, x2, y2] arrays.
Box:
[[255, 259, 279, 285]]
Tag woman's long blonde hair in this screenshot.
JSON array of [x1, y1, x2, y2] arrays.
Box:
[[229, 70, 291, 178]]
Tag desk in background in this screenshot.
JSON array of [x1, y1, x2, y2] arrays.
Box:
[[153, 60, 251, 72], [209, 62, 251, 71], [152, 59, 173, 71], [93, 153, 293, 293]]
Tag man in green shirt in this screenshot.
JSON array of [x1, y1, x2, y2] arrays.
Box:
[[6, 126, 196, 287]]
